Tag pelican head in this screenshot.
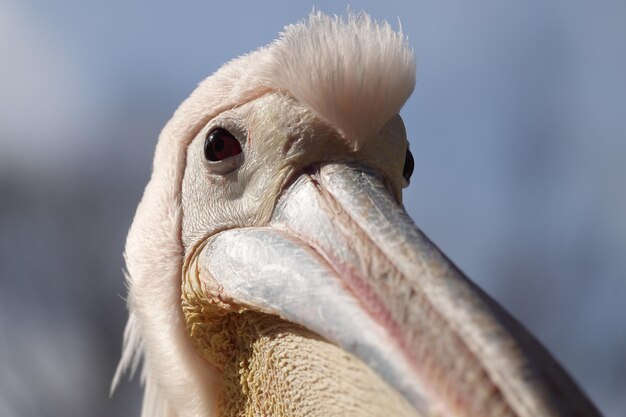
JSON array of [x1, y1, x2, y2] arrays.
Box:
[[113, 11, 601, 417]]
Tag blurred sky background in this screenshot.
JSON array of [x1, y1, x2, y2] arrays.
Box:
[[0, 0, 625, 416]]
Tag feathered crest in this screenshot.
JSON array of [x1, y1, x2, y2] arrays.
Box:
[[269, 11, 416, 143], [168, 10, 416, 148]]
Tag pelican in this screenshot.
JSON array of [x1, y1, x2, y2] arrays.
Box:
[[112, 12, 601, 417]]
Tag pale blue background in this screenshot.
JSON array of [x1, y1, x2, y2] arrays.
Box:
[[1, 1, 624, 416]]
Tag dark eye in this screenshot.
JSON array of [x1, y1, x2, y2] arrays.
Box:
[[204, 128, 242, 161], [403, 148, 414, 182]]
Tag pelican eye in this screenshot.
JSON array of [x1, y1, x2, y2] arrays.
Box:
[[204, 128, 242, 161], [403, 148, 414, 182]]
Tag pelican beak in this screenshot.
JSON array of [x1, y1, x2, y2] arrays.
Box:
[[184, 163, 596, 416]]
